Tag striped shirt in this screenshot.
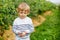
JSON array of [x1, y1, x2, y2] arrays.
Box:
[[12, 17, 34, 39]]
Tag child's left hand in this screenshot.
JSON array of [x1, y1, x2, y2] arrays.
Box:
[[22, 32, 27, 36]]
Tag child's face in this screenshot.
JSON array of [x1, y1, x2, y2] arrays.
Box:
[[18, 8, 29, 19]]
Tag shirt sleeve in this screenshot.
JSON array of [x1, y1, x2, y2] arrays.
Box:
[[25, 18, 34, 33], [25, 24, 34, 33], [12, 20, 19, 35]]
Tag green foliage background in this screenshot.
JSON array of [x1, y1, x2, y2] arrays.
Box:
[[0, 0, 60, 40]]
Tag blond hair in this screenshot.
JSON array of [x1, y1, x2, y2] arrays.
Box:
[[17, 2, 30, 13]]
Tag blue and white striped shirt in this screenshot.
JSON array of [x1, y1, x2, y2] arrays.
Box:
[[12, 17, 34, 39]]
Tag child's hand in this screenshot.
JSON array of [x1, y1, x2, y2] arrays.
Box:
[[18, 32, 27, 37], [18, 32, 22, 37], [20, 32, 26, 37]]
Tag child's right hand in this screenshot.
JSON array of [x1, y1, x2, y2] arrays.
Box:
[[18, 33, 26, 37], [18, 32, 23, 37], [18, 32, 26, 37]]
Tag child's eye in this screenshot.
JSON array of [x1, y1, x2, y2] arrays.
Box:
[[25, 10, 30, 13], [19, 9, 23, 12], [20, 11, 23, 13], [25, 10, 27, 12]]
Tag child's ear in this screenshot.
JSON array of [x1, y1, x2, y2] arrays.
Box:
[[27, 13, 30, 15], [16, 8, 18, 12], [27, 10, 30, 14]]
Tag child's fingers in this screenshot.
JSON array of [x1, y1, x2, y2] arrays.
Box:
[[18, 33, 25, 37]]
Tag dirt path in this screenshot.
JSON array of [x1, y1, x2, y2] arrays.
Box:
[[3, 26, 15, 40], [32, 10, 52, 27]]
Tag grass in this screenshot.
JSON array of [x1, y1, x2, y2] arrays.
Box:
[[30, 8, 60, 40]]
